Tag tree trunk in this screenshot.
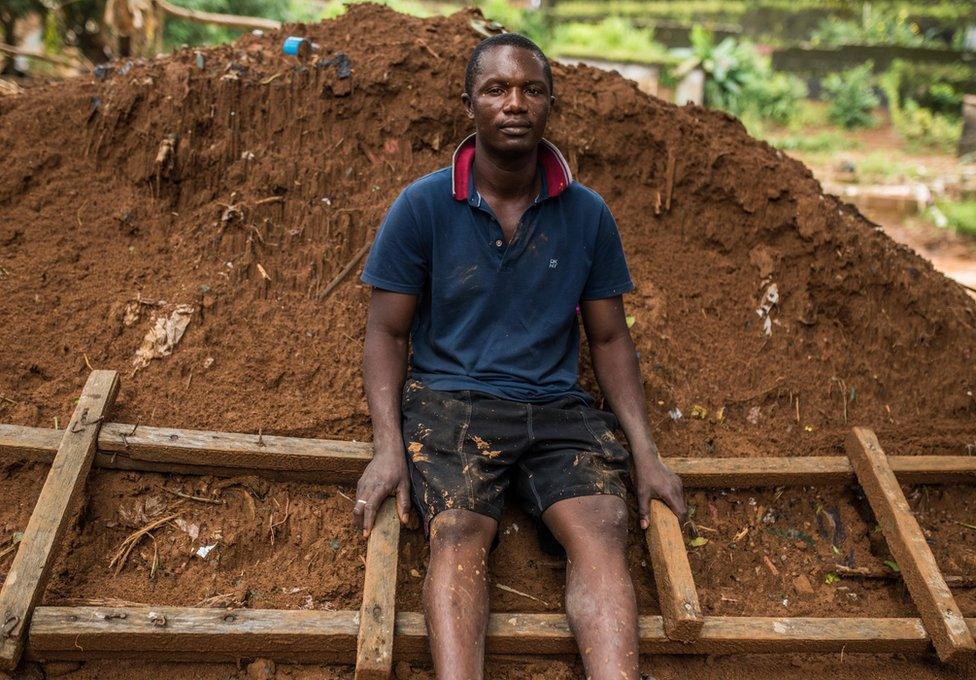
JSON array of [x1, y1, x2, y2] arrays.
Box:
[[1, 16, 17, 76]]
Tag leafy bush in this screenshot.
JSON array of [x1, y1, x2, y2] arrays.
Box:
[[672, 26, 806, 124], [895, 100, 963, 152], [822, 63, 879, 129], [879, 66, 964, 152], [749, 71, 808, 125], [884, 60, 975, 117], [935, 201, 976, 239]]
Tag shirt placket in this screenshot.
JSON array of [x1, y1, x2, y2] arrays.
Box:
[[470, 190, 544, 272]]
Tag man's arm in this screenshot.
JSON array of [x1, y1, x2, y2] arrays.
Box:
[[579, 295, 686, 525], [354, 288, 418, 537]]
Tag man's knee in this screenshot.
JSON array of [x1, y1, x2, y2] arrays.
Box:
[[545, 495, 630, 552], [429, 509, 497, 553]]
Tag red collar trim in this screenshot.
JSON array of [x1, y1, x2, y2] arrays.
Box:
[[450, 133, 573, 201]]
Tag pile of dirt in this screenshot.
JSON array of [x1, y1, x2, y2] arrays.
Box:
[[1, 3, 976, 676]]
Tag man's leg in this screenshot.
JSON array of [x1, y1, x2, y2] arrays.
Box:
[[424, 508, 499, 680], [543, 495, 639, 680]]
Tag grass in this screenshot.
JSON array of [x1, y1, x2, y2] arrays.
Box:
[[549, 18, 674, 64], [768, 131, 854, 154], [937, 201, 976, 239]]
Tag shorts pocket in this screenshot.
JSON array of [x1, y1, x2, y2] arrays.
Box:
[[579, 407, 630, 464]]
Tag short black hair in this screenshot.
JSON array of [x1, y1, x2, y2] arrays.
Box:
[[464, 33, 553, 97]]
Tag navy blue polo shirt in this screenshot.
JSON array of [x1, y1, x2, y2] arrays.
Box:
[[361, 134, 634, 404]]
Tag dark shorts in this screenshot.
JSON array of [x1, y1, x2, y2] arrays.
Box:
[[400, 378, 630, 533]]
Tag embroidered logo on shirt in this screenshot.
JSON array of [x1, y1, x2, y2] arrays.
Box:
[[549, 259, 558, 269]]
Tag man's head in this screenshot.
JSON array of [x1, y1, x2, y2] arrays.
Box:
[[462, 34, 554, 157]]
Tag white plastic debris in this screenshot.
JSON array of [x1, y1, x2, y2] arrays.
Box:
[[133, 304, 194, 370], [195, 543, 217, 559], [668, 407, 683, 421], [755, 283, 779, 337]]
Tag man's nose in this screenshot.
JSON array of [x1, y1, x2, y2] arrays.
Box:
[[502, 88, 527, 112]]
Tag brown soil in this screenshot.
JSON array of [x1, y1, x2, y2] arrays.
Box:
[[44, 472, 366, 609], [2, 4, 976, 677]]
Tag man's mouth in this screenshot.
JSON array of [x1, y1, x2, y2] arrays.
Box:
[[499, 124, 532, 137]]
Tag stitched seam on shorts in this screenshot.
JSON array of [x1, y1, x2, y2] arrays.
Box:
[[456, 392, 474, 500], [580, 408, 612, 458], [526, 403, 534, 442], [518, 460, 545, 513]]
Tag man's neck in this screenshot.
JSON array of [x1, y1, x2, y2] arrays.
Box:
[[472, 137, 539, 202]]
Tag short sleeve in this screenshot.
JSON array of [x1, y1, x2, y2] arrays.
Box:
[[360, 190, 428, 295], [580, 204, 635, 300]]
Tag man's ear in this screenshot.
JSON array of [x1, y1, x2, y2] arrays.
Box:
[[461, 92, 474, 119]]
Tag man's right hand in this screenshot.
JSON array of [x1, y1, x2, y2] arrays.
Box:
[[353, 445, 412, 538]]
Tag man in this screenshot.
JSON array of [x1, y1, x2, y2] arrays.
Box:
[[354, 33, 685, 680]]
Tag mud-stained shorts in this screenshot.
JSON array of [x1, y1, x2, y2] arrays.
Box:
[[400, 378, 630, 533]]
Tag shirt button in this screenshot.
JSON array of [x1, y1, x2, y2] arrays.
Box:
[[495, 240, 503, 247]]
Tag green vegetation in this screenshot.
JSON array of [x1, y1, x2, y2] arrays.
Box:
[[808, 6, 935, 48], [673, 27, 806, 124], [770, 130, 852, 154], [551, 1, 976, 23], [163, 0, 291, 48], [884, 60, 974, 117], [822, 63, 879, 129], [880, 63, 964, 152], [936, 201, 976, 239], [549, 17, 671, 64]]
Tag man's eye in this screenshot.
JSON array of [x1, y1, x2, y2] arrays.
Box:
[[486, 87, 504, 95], [526, 87, 542, 95]]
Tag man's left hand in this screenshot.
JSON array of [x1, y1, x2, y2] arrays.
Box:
[[632, 452, 686, 528]]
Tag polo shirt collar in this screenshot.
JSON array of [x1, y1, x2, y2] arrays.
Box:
[[451, 133, 573, 202]]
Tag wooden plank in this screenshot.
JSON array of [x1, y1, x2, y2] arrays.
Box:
[[0, 423, 372, 482], [397, 613, 976, 657], [846, 427, 976, 664], [28, 606, 357, 661], [0, 425, 61, 463], [0, 371, 119, 671], [2, 424, 976, 486], [644, 500, 703, 642], [96, 422, 373, 477], [356, 499, 400, 679], [30, 608, 976, 662]]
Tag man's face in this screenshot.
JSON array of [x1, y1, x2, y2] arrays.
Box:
[[463, 45, 553, 157]]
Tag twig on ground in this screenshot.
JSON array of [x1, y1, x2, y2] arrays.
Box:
[[416, 39, 440, 59], [108, 512, 182, 575], [495, 583, 549, 607], [163, 488, 224, 504], [268, 492, 290, 546], [316, 241, 372, 300]]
